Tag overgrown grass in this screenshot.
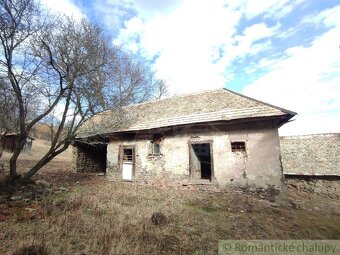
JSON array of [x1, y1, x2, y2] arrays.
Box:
[[1, 139, 72, 162], [1, 179, 339, 255]]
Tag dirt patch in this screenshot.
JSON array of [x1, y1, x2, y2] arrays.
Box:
[[0, 159, 100, 187]]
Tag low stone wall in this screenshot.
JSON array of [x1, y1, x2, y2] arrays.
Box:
[[280, 133, 340, 198], [285, 175, 340, 199]]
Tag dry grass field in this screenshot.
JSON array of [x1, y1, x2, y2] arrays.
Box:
[[0, 141, 339, 254], [1, 139, 73, 163]]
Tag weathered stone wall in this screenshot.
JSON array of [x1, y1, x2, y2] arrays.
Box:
[[106, 120, 283, 191], [73, 143, 107, 173], [285, 175, 340, 199], [280, 133, 340, 197], [280, 133, 340, 176], [106, 136, 189, 186]]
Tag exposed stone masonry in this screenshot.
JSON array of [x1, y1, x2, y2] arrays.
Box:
[[280, 133, 340, 176], [280, 133, 340, 198], [73, 142, 107, 173], [285, 176, 340, 199]]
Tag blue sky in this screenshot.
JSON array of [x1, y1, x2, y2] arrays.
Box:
[[42, 0, 340, 135]]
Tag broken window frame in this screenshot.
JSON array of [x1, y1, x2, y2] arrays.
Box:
[[150, 139, 161, 155], [119, 145, 136, 182], [123, 148, 134, 161], [231, 141, 246, 152]]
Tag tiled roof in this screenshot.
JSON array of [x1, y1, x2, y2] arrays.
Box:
[[77, 88, 296, 138]]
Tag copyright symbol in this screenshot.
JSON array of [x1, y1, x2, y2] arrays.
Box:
[[222, 242, 232, 252]]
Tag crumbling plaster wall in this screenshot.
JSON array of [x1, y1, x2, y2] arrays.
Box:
[[106, 135, 188, 185], [106, 121, 283, 190]]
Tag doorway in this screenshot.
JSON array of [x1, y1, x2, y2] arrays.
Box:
[[120, 146, 135, 181], [189, 143, 213, 181], [74, 142, 107, 173]]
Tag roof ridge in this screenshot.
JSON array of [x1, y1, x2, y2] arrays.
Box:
[[222, 88, 297, 116], [95, 87, 296, 117], [89, 88, 226, 116], [118, 87, 226, 109]]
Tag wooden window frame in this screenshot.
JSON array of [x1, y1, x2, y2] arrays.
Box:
[[149, 138, 162, 155]]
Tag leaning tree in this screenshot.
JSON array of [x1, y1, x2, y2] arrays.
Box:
[[0, 0, 167, 183]]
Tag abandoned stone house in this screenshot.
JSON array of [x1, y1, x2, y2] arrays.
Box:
[[73, 88, 296, 192]]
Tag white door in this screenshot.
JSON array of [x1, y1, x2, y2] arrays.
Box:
[[122, 162, 133, 181], [121, 147, 135, 181]]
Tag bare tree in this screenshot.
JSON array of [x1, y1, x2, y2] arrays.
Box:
[[91, 51, 168, 110], [0, 80, 18, 129], [74, 46, 169, 114], [154, 79, 168, 100], [0, 0, 166, 182], [0, 0, 53, 181], [0, 0, 106, 182], [0, 79, 18, 157], [21, 17, 110, 181], [0, 77, 41, 158]]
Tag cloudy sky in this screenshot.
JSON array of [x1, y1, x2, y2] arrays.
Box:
[[42, 0, 340, 136]]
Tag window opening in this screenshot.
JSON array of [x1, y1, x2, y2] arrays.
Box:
[[123, 149, 133, 161], [150, 135, 162, 155], [231, 141, 246, 152], [153, 141, 161, 154]]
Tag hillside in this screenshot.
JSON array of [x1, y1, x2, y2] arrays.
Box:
[[1, 139, 72, 162]]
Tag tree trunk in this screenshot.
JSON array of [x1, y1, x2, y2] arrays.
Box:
[[8, 134, 26, 183], [22, 144, 69, 181], [22, 155, 52, 181], [0, 133, 5, 159]]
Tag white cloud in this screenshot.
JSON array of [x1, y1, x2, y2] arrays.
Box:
[[243, 23, 277, 41], [108, 0, 338, 135], [114, 0, 242, 95], [130, 0, 181, 19], [228, 0, 305, 19], [302, 5, 340, 28], [243, 6, 340, 135], [218, 22, 279, 68], [112, 0, 297, 95], [281, 112, 340, 136], [91, 0, 138, 30], [41, 0, 84, 20]]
